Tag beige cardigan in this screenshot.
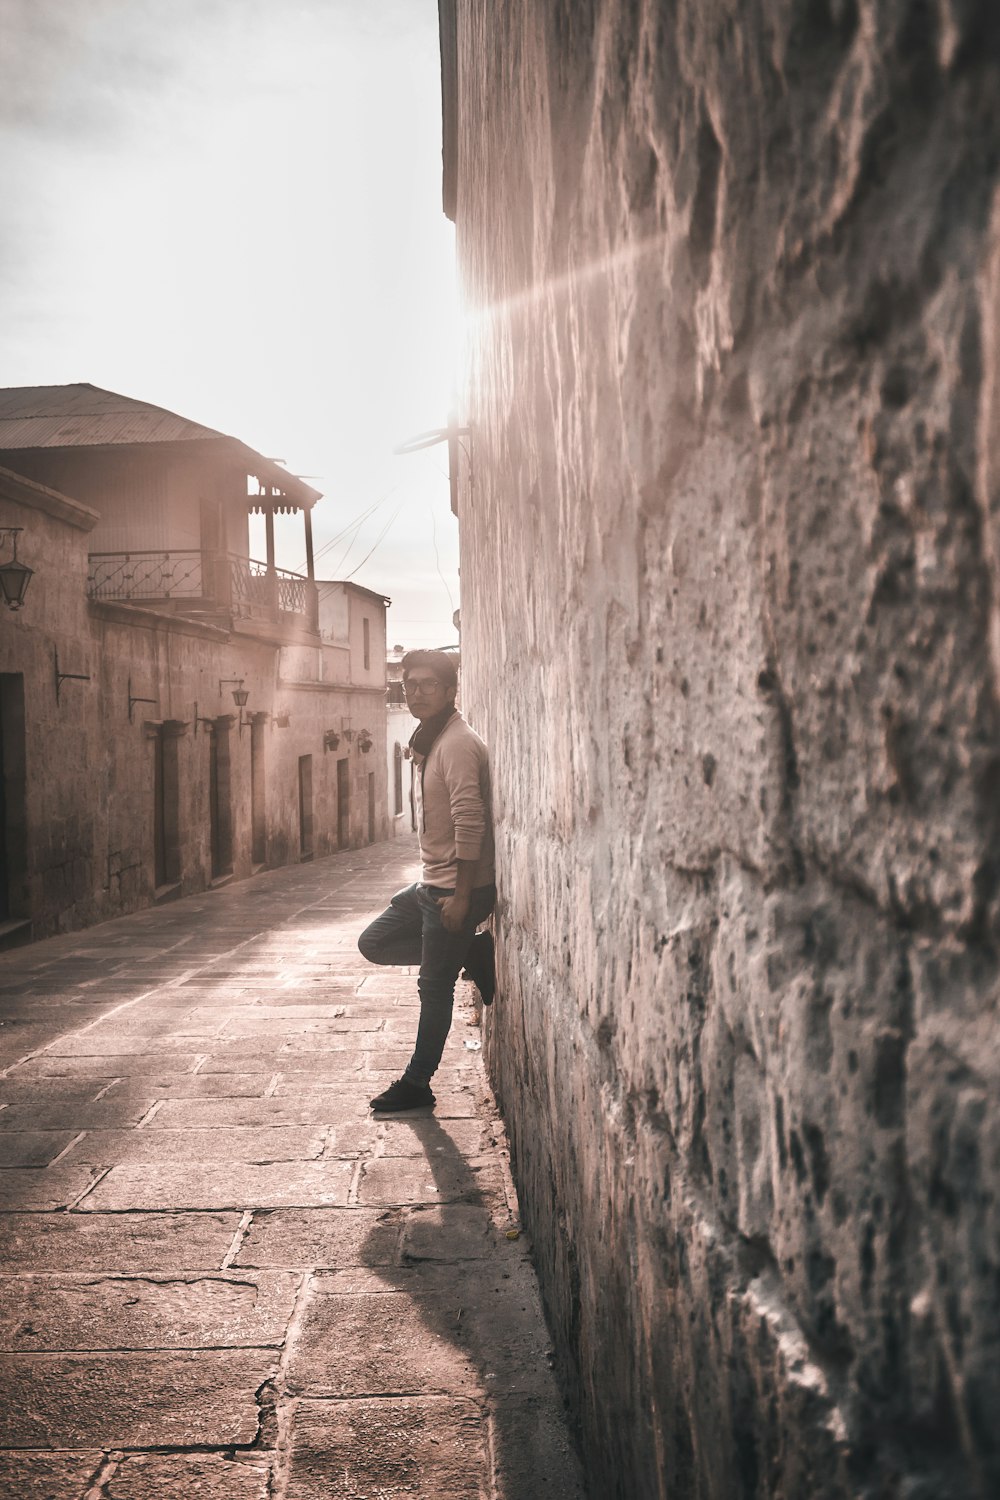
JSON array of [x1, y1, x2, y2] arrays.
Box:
[[412, 713, 495, 889]]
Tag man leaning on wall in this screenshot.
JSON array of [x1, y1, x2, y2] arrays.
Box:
[[357, 649, 496, 1111]]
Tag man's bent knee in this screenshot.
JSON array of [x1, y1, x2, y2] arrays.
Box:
[[357, 925, 383, 963]]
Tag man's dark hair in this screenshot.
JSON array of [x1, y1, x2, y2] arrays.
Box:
[[401, 649, 459, 691]]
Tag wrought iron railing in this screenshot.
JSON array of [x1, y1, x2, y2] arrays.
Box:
[[88, 549, 315, 627], [88, 550, 203, 602], [229, 555, 272, 617], [276, 567, 307, 615], [229, 557, 309, 619]]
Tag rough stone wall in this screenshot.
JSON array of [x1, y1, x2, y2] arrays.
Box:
[[451, 2, 1000, 1495]]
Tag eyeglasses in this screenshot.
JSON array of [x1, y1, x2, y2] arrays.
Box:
[[403, 677, 449, 696]]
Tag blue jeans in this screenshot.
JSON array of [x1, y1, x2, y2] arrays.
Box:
[[358, 882, 496, 1085]]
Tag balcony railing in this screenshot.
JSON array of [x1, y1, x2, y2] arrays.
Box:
[[88, 549, 317, 630], [276, 567, 307, 615], [88, 550, 204, 602], [229, 554, 272, 617]]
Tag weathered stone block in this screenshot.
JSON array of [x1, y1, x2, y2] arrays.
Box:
[[284, 1396, 485, 1500], [147, 1094, 367, 1130], [79, 1160, 354, 1211], [0, 1349, 277, 1446], [0, 1164, 102, 1211], [0, 1210, 239, 1272], [0, 1450, 102, 1500], [104, 1454, 270, 1500], [357, 1156, 502, 1208], [285, 1289, 480, 1397], [234, 1207, 401, 1270], [0, 1272, 299, 1351], [0, 1130, 78, 1166], [62, 1125, 327, 1165]]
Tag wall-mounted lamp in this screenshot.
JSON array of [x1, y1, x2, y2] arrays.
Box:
[[323, 729, 341, 753], [219, 677, 249, 707], [0, 527, 33, 611], [341, 716, 354, 743]]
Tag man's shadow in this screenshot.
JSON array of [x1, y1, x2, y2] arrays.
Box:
[[354, 1099, 586, 1498]]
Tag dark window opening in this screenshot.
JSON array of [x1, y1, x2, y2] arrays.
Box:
[[251, 716, 266, 865], [0, 675, 27, 923], [363, 616, 371, 671], [153, 726, 181, 888], [299, 755, 314, 858], [337, 758, 350, 849], [209, 720, 233, 878]]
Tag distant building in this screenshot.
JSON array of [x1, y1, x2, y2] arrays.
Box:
[[386, 644, 417, 834], [0, 383, 390, 944]]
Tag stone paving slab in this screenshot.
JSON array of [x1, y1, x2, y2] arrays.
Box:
[[0, 1450, 103, 1500], [0, 1077, 121, 1102], [0, 1349, 278, 1446], [163, 986, 363, 1007], [381, 1117, 489, 1158], [278, 1032, 389, 1052], [306, 1259, 560, 1400], [0, 1271, 300, 1350], [93, 1072, 276, 1098], [13, 1052, 203, 1077], [213, 1010, 360, 1031], [80, 1159, 356, 1211], [285, 1396, 486, 1500], [233, 1207, 402, 1270], [0, 1129, 79, 1166], [357, 1155, 503, 1207], [146, 1095, 368, 1130], [402, 1203, 496, 1261], [0, 838, 584, 1498], [62, 1125, 329, 1165], [0, 1211, 240, 1271], [198, 1049, 373, 1073], [0, 1164, 104, 1211], [287, 1288, 481, 1397], [0, 1020, 97, 1069], [0, 1098, 163, 1131], [38, 1034, 209, 1056], [103, 1453, 271, 1500], [229, 1005, 377, 1021]]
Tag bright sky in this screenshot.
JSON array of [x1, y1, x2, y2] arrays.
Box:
[[0, 0, 461, 647]]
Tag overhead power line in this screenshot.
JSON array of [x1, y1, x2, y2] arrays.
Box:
[[293, 486, 399, 574], [342, 497, 408, 581]]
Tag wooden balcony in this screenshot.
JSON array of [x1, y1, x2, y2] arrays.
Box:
[[87, 550, 319, 635]]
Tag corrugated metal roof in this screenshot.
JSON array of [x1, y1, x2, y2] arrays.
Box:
[[0, 383, 227, 448], [0, 383, 321, 507]]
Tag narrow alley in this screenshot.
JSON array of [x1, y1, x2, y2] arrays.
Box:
[[0, 838, 584, 1500]]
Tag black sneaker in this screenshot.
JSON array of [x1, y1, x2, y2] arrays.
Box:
[[370, 1078, 435, 1112], [462, 930, 496, 1007]]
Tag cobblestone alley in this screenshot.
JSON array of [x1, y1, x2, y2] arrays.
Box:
[[0, 837, 584, 1500]]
